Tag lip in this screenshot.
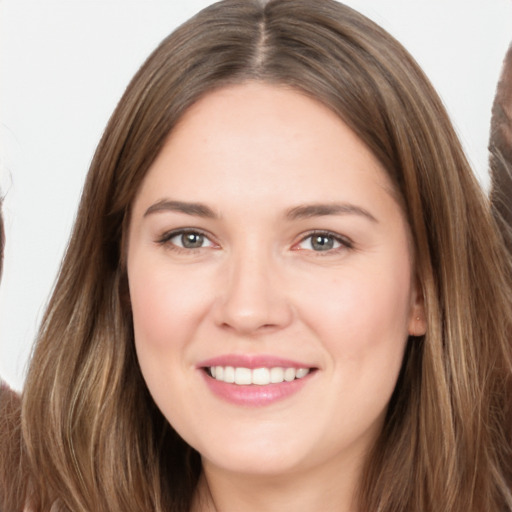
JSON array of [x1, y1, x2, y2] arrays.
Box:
[[197, 354, 316, 407]]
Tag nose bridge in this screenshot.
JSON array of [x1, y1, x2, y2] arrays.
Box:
[[215, 238, 292, 333]]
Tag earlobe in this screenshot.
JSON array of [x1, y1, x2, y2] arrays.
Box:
[[409, 312, 427, 337]]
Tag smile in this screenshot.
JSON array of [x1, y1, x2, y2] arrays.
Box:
[[199, 355, 317, 406], [208, 366, 310, 385]]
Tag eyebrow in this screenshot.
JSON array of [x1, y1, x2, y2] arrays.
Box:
[[285, 203, 378, 223], [144, 200, 218, 218], [144, 199, 377, 223]]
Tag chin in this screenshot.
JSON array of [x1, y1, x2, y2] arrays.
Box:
[[190, 424, 322, 478], [201, 447, 306, 478]]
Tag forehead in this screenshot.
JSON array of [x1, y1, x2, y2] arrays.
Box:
[[133, 82, 397, 211]]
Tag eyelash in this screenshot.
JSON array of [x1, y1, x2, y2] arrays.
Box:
[[155, 229, 354, 254], [156, 229, 216, 253], [294, 230, 354, 254]]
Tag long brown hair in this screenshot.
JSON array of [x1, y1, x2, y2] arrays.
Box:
[[490, 42, 512, 254], [16, 1, 512, 510], [0, 202, 30, 511]]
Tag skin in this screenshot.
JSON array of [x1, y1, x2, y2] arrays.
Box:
[[127, 82, 426, 512]]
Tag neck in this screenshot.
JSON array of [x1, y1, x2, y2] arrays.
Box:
[[191, 457, 361, 512]]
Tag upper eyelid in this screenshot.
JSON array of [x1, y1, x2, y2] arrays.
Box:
[[296, 230, 354, 246], [156, 227, 215, 244], [155, 227, 353, 249]]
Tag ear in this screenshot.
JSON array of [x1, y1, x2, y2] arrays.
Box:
[[408, 276, 426, 337]]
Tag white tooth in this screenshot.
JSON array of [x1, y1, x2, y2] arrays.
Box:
[[211, 366, 309, 385], [296, 368, 310, 379], [270, 367, 285, 383], [284, 368, 296, 382], [224, 366, 235, 383], [252, 367, 270, 385], [235, 367, 252, 385]]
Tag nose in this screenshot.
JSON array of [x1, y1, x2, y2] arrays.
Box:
[[213, 247, 293, 335]]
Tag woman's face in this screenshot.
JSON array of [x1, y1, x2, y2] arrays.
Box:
[[127, 83, 425, 482]]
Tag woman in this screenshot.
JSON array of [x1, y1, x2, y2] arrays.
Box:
[[5, 0, 512, 510]]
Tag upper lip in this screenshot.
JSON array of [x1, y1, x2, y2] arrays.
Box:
[[197, 354, 315, 369]]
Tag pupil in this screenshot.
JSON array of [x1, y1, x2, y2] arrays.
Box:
[[312, 235, 333, 251], [182, 233, 203, 248]]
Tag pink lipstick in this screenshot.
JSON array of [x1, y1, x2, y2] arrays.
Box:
[[198, 355, 316, 406]]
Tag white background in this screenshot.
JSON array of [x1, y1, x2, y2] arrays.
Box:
[[1, 0, 511, 391]]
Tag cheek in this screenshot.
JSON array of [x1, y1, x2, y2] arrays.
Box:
[[297, 258, 413, 363], [130, 271, 176, 353], [127, 263, 210, 416], [306, 261, 413, 428], [129, 262, 209, 351]]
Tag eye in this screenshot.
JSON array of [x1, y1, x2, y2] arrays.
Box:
[[157, 229, 216, 250], [174, 232, 208, 249], [296, 231, 353, 252]]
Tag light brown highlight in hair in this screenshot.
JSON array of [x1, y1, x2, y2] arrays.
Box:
[[4, 1, 511, 510]]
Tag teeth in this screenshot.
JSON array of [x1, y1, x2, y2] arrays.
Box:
[[284, 368, 295, 382], [235, 367, 251, 385], [209, 366, 310, 385], [224, 366, 235, 383], [296, 368, 309, 378], [270, 367, 284, 383], [252, 367, 270, 385]]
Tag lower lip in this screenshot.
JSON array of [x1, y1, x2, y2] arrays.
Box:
[[201, 370, 313, 407]]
